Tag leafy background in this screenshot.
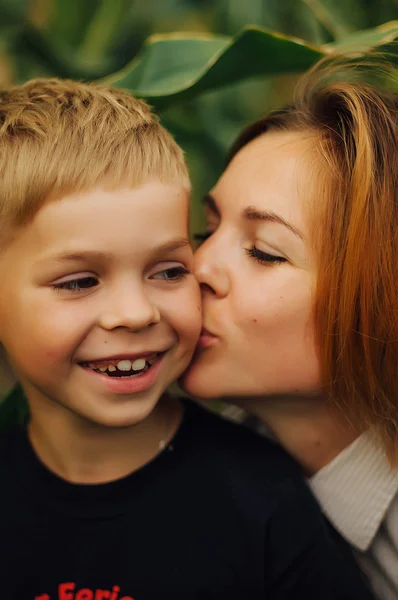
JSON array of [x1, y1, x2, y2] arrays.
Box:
[[0, 0, 397, 417]]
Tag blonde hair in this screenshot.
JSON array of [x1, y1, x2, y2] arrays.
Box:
[[0, 78, 189, 233], [229, 58, 398, 460]]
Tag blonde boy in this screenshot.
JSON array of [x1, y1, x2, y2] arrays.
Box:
[[0, 79, 374, 600]]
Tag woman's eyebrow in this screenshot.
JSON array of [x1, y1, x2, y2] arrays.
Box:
[[203, 193, 220, 216], [242, 206, 305, 241]]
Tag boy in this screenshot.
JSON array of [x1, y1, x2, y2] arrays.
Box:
[[0, 78, 374, 599]]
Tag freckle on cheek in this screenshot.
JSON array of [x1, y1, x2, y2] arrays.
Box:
[[252, 319, 258, 323]]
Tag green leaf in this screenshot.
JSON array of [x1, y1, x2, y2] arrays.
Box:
[[16, 22, 116, 81], [104, 21, 398, 108], [301, 0, 360, 39], [216, 0, 329, 44], [103, 26, 325, 107], [328, 19, 398, 53], [77, 0, 133, 68], [48, 0, 99, 48], [0, 0, 29, 29]]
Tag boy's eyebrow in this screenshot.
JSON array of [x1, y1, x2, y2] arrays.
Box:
[[43, 250, 108, 264], [39, 239, 191, 265], [203, 193, 220, 216], [149, 238, 191, 259]]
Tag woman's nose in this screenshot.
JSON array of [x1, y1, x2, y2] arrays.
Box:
[[194, 244, 230, 298]]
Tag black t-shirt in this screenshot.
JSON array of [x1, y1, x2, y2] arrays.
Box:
[[0, 399, 374, 600]]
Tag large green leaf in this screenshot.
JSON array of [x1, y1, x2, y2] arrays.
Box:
[[329, 19, 398, 52], [303, 0, 398, 40], [301, 0, 364, 39], [49, 0, 100, 48], [105, 21, 398, 108], [104, 26, 324, 107], [215, 0, 327, 44]]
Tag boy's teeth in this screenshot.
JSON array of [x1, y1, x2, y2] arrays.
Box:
[[132, 358, 146, 371], [117, 358, 149, 371], [86, 354, 159, 373], [117, 360, 132, 371]]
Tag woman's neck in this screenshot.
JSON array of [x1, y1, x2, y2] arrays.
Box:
[[27, 394, 182, 484], [235, 395, 361, 476]]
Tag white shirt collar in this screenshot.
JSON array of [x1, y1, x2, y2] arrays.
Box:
[[309, 431, 398, 551]]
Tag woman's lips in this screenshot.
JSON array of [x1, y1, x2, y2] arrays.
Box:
[[197, 328, 218, 349]]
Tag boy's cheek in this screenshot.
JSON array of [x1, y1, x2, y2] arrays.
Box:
[[2, 320, 77, 372], [177, 285, 202, 337], [6, 346, 65, 377], [179, 316, 202, 359]]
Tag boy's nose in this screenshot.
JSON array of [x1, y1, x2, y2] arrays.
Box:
[[99, 285, 160, 332]]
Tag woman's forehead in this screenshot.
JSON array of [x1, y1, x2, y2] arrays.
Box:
[[212, 130, 317, 225], [230, 129, 315, 172]]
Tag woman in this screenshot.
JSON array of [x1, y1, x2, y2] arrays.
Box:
[[182, 60, 398, 599]]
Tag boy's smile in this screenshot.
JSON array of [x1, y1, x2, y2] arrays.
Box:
[[0, 180, 201, 429]]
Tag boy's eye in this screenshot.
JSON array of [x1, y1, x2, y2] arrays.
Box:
[[245, 246, 286, 265], [52, 276, 99, 292], [151, 266, 189, 282]]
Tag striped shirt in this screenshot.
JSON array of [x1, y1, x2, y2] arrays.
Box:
[[309, 432, 398, 599]]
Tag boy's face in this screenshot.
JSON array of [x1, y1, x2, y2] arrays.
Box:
[[0, 181, 201, 428]]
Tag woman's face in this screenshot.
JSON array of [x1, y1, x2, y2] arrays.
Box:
[[182, 130, 322, 400]]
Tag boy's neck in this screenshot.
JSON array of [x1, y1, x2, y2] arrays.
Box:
[[27, 395, 182, 484], [235, 395, 361, 476]]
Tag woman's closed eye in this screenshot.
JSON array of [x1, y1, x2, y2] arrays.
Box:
[[52, 276, 99, 293], [245, 246, 286, 265]]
